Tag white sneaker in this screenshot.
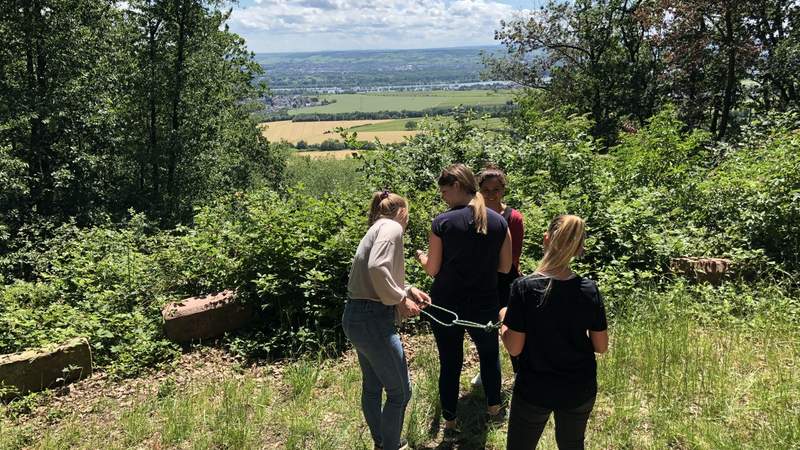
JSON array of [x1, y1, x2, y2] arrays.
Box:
[[374, 438, 408, 450], [471, 373, 482, 387]]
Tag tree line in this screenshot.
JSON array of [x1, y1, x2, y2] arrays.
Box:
[[258, 103, 517, 123], [0, 0, 284, 240], [484, 0, 800, 144]]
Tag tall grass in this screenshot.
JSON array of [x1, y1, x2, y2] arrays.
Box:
[[1, 315, 797, 449], [285, 155, 364, 196]]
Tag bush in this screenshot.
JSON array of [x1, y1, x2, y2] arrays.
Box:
[[2, 100, 799, 378], [168, 190, 372, 357], [0, 214, 181, 377], [285, 156, 364, 196]]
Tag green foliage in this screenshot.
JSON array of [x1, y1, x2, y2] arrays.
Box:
[[285, 156, 365, 196], [0, 189, 368, 373], [0, 214, 181, 377], [694, 113, 800, 272], [1, 88, 799, 380], [0, 0, 286, 234], [486, 0, 800, 142], [611, 106, 712, 190]]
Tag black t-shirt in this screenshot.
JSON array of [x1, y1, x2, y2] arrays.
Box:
[[503, 275, 607, 409], [430, 205, 508, 313]]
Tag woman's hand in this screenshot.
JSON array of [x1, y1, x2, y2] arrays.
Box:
[[397, 297, 421, 318], [498, 306, 507, 322], [415, 249, 428, 266], [418, 233, 442, 277], [408, 286, 431, 308]]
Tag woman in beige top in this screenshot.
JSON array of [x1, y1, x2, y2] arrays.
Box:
[[343, 190, 430, 450]]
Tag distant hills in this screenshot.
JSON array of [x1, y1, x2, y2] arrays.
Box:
[[255, 46, 507, 91]]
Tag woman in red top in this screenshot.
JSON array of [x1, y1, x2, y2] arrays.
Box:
[[478, 164, 524, 300], [470, 164, 525, 387]]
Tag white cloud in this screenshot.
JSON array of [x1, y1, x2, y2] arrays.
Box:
[[230, 0, 527, 52]]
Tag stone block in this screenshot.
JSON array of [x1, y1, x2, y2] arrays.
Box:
[[670, 257, 733, 285], [0, 338, 92, 400], [162, 290, 254, 342]]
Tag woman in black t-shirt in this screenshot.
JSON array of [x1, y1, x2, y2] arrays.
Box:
[[416, 163, 512, 436], [500, 214, 608, 450]]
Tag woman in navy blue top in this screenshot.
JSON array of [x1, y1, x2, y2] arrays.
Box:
[[416, 163, 512, 436], [500, 214, 609, 450]]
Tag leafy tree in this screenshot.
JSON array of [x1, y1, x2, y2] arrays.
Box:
[[744, 0, 800, 111], [119, 0, 284, 222], [487, 0, 800, 142], [655, 0, 757, 140], [0, 0, 285, 239], [0, 0, 122, 223], [484, 0, 665, 144]]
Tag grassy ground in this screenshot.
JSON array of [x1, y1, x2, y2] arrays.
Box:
[[1, 316, 798, 449], [289, 90, 516, 115]]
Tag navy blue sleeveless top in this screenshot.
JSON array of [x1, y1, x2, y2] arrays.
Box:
[[430, 205, 508, 312]]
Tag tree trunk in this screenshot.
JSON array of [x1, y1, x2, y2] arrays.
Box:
[[148, 10, 161, 207], [716, 5, 736, 141], [167, 0, 188, 216], [24, 0, 52, 215], [710, 96, 720, 136]]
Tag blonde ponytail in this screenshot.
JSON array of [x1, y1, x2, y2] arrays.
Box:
[[469, 192, 488, 235], [438, 163, 488, 234], [537, 215, 586, 274], [531, 214, 586, 306]]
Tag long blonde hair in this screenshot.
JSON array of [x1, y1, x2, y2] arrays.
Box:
[[534, 215, 586, 304], [537, 214, 586, 273], [438, 164, 488, 234], [368, 190, 408, 226]]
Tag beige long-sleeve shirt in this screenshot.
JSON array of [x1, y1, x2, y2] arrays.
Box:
[[347, 218, 411, 305]]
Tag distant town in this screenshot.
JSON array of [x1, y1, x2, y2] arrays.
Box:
[[256, 46, 516, 115]]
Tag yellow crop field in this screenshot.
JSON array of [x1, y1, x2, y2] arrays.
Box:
[[292, 149, 365, 160], [260, 120, 419, 145]]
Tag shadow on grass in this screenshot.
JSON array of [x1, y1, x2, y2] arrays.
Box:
[[416, 382, 513, 450]]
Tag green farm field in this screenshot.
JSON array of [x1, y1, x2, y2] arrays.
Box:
[[289, 89, 517, 114]]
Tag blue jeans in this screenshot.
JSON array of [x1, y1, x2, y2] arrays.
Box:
[[342, 300, 412, 450]]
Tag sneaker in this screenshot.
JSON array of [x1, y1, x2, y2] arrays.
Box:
[[443, 427, 460, 443], [470, 372, 482, 387], [487, 408, 507, 425], [374, 438, 409, 450]]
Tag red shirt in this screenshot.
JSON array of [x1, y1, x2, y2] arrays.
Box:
[[505, 208, 525, 270]]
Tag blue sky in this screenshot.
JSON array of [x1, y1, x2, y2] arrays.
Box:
[[229, 0, 539, 53]]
